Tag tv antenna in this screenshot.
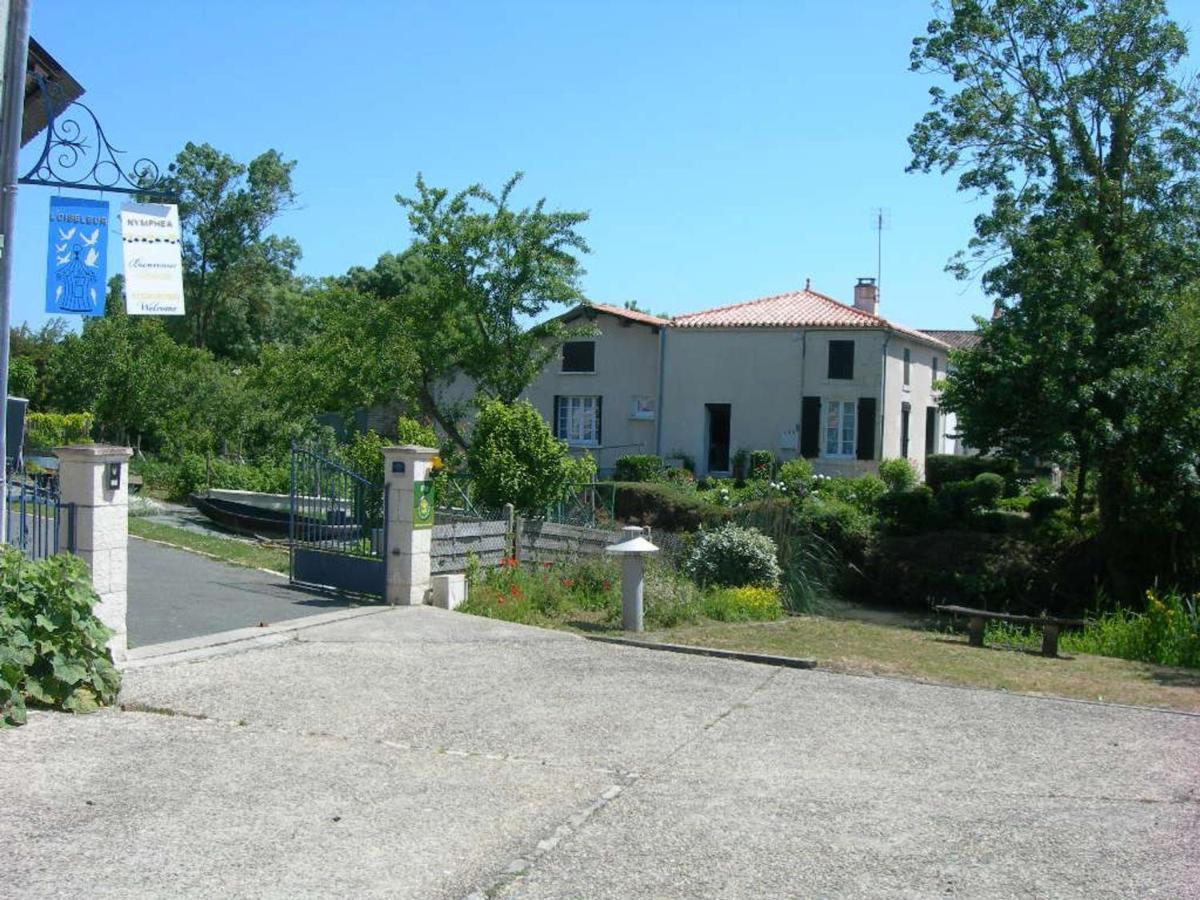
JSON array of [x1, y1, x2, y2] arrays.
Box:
[[872, 208, 890, 290]]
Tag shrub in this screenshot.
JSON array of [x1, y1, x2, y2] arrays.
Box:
[[973, 472, 1005, 508], [1, 549, 121, 725], [703, 586, 784, 622], [878, 485, 936, 533], [731, 448, 750, 483], [664, 451, 696, 472], [662, 467, 696, 490], [795, 494, 874, 562], [778, 458, 814, 493], [644, 562, 705, 628], [614, 454, 664, 482], [749, 450, 774, 481], [937, 479, 982, 520], [396, 416, 438, 447], [997, 495, 1033, 513], [1028, 494, 1069, 524], [1064, 589, 1200, 669], [24, 412, 94, 450], [814, 474, 887, 513], [467, 400, 587, 515], [684, 523, 781, 588], [878, 458, 917, 493], [925, 454, 1018, 493], [612, 482, 730, 531]]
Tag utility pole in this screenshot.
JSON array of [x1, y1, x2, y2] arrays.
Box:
[[0, 0, 31, 541]]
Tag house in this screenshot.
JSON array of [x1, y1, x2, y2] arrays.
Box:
[[522, 281, 969, 478]]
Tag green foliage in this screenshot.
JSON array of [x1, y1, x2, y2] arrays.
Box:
[[612, 481, 730, 532], [1028, 495, 1069, 524], [748, 450, 774, 481], [0, 549, 120, 725], [661, 467, 696, 490], [731, 448, 750, 482], [778, 458, 813, 493], [7, 357, 35, 398], [702, 586, 784, 623], [136, 453, 290, 501], [467, 400, 585, 515], [973, 473, 1005, 508], [24, 412, 93, 450], [396, 417, 438, 447], [814, 474, 886, 513], [924, 455, 1017, 494], [878, 458, 917, 493], [878, 485, 937, 534], [614, 454, 663, 483], [794, 494, 874, 562], [644, 562, 706, 629], [1064, 589, 1200, 669], [684, 524, 781, 588]]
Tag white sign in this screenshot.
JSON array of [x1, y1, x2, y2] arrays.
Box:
[[121, 203, 185, 315], [631, 396, 656, 420]]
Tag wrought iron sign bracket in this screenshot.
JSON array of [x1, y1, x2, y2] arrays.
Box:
[[18, 74, 177, 202]]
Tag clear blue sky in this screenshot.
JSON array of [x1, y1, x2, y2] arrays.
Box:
[[14, 0, 1200, 332]]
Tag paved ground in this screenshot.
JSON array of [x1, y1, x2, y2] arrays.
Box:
[[4, 607, 1198, 899], [128, 538, 361, 646]]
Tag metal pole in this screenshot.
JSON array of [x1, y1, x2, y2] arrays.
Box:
[[0, 0, 31, 542]]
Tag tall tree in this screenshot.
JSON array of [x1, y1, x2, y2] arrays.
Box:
[[909, 0, 1200, 561], [166, 142, 300, 359], [345, 173, 593, 449]]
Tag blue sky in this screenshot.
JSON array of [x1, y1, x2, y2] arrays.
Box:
[[15, 0, 1200, 332]]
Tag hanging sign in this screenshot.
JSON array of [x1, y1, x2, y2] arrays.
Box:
[[45, 196, 109, 316], [120, 202, 185, 315]]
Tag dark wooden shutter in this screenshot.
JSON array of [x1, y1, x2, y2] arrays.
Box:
[[924, 407, 937, 458], [552, 396, 562, 439], [856, 397, 876, 460], [828, 340, 854, 379], [800, 396, 821, 459], [595, 396, 603, 446]]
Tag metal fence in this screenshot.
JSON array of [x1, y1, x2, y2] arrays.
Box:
[[4, 472, 74, 561]]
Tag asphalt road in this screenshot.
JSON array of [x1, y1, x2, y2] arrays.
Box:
[[4, 607, 1198, 899], [128, 538, 361, 647]]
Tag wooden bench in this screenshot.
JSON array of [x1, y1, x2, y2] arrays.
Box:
[[935, 605, 1087, 658]]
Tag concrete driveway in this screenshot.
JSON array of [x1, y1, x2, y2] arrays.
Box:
[[3, 608, 1198, 899]]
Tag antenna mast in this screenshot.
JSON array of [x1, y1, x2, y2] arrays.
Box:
[[872, 208, 890, 291]]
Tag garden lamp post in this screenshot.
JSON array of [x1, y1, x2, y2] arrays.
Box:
[[605, 525, 659, 632]]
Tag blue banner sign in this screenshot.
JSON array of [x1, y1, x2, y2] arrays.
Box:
[[45, 196, 109, 316]]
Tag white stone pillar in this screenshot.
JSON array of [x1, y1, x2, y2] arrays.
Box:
[[382, 445, 438, 606], [55, 445, 133, 662]]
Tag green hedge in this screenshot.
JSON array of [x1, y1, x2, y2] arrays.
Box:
[[614, 454, 664, 482], [609, 481, 730, 532], [24, 412, 93, 450], [925, 454, 1017, 493]]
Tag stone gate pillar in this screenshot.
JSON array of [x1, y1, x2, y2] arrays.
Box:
[[55, 445, 133, 662], [382, 445, 438, 606]]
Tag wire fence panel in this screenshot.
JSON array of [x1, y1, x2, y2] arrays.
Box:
[[4, 472, 73, 561]]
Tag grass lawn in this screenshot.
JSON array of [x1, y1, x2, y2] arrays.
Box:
[[128, 518, 289, 575], [649, 614, 1200, 712]]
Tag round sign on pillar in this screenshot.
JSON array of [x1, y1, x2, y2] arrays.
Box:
[[413, 480, 435, 529]]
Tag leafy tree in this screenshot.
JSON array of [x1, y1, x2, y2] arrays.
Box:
[[467, 399, 595, 514], [349, 173, 592, 449], [909, 0, 1200, 584], [165, 142, 300, 359], [6, 358, 35, 398], [9, 319, 69, 407]]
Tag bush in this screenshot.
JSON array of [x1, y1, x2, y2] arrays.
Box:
[[468, 400, 592, 515], [24, 412, 94, 450], [795, 494, 875, 562], [878, 458, 917, 493], [144, 453, 291, 501], [644, 563, 705, 628], [662, 467, 696, 490], [814, 474, 887, 513], [925, 454, 1017, 493], [614, 454, 664, 482], [612, 482, 730, 532], [878, 485, 937, 533], [1028, 494, 1069, 524], [749, 450, 774, 481], [703, 586, 784, 622], [973, 472, 1005, 508], [1, 549, 121, 725], [778, 458, 814, 493], [396, 416, 438, 447], [1063, 589, 1200, 669], [731, 448, 750, 483], [684, 523, 781, 588]]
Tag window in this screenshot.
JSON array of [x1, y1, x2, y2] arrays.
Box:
[[932, 356, 939, 384], [903, 348, 911, 387], [824, 400, 856, 458], [828, 340, 854, 380], [901, 403, 911, 458], [561, 341, 595, 373], [554, 395, 601, 445]]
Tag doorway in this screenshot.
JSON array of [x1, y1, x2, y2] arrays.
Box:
[[705, 404, 731, 473]]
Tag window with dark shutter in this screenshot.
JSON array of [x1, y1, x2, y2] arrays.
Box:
[[800, 396, 821, 458], [828, 340, 854, 380], [856, 397, 876, 460], [903, 348, 911, 386], [552, 396, 562, 438], [562, 341, 595, 373], [901, 402, 911, 458]]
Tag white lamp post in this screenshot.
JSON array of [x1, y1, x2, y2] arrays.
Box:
[[605, 525, 659, 632]]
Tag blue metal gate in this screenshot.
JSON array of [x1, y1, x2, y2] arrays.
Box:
[[289, 447, 388, 599], [4, 469, 75, 560]]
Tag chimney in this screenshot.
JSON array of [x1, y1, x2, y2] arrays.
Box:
[[853, 277, 878, 316]]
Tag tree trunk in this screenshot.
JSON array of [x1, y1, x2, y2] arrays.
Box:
[[416, 380, 467, 452], [1072, 441, 1089, 528]]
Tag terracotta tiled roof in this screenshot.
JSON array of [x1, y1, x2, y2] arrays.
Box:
[[589, 302, 670, 327], [672, 287, 949, 348], [920, 329, 981, 350]]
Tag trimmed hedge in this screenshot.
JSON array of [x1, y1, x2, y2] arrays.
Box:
[[609, 481, 730, 531], [925, 454, 1018, 493], [614, 454, 664, 483], [24, 412, 93, 450]]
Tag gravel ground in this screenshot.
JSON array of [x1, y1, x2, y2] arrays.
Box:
[[3, 607, 1197, 899]]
